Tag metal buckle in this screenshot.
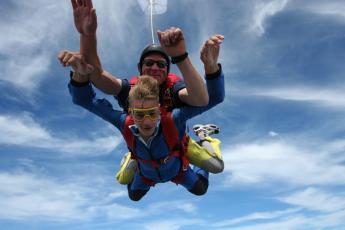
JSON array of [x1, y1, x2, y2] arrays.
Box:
[[163, 156, 170, 164]]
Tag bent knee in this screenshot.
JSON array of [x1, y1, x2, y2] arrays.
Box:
[[127, 184, 148, 201], [202, 158, 224, 174], [189, 176, 209, 196]]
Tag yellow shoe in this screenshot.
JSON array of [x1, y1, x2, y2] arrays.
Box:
[[115, 152, 137, 185], [187, 136, 223, 174]]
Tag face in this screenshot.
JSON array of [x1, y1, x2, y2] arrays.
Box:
[[130, 99, 160, 140], [141, 53, 168, 85]]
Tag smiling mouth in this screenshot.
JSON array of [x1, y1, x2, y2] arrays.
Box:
[[142, 126, 153, 131]]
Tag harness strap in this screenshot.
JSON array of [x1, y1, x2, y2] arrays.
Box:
[[171, 135, 189, 184], [132, 149, 182, 168], [122, 110, 190, 187], [123, 116, 135, 151]]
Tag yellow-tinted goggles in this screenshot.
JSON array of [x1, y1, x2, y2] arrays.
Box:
[[130, 107, 160, 122]]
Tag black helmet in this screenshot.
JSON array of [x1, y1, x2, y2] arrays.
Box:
[[138, 44, 170, 74]]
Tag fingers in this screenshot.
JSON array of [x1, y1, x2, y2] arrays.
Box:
[[91, 8, 97, 24], [76, 0, 83, 7], [85, 0, 93, 8], [71, 0, 77, 10], [202, 34, 224, 52], [157, 27, 184, 47], [68, 56, 79, 69], [80, 0, 87, 7], [58, 50, 70, 66], [208, 35, 224, 46], [57, 50, 81, 67], [72, 0, 93, 9]]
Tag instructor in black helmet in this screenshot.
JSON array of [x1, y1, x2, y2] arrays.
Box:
[[59, 0, 225, 185], [60, 0, 212, 109]]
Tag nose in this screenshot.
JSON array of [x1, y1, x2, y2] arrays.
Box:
[[150, 62, 161, 69], [142, 115, 153, 124]]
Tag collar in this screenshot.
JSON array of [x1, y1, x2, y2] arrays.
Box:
[[128, 120, 161, 147]]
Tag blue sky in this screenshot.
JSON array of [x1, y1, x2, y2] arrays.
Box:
[[1, 0, 345, 229]]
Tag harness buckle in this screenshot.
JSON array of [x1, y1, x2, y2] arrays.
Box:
[[163, 156, 170, 164], [182, 164, 188, 171]]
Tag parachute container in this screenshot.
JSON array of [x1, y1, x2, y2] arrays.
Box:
[[137, 0, 168, 15]]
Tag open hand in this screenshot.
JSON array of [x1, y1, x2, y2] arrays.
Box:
[[200, 34, 224, 74], [71, 0, 97, 36]]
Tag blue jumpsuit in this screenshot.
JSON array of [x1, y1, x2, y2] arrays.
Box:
[[68, 69, 224, 200]]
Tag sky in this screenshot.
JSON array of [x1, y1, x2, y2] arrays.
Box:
[[1, 0, 345, 229]]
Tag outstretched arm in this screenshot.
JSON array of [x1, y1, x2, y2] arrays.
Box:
[[58, 50, 121, 94], [58, 49, 124, 129], [174, 34, 225, 123], [158, 27, 209, 106], [71, 0, 122, 95]]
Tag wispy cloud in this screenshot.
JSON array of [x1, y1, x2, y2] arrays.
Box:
[[0, 167, 203, 225], [278, 187, 345, 213], [222, 139, 345, 187], [213, 211, 345, 230], [250, 0, 290, 35], [0, 171, 92, 221], [0, 1, 71, 93], [296, 0, 345, 19], [142, 218, 204, 230], [0, 113, 120, 156], [211, 203, 345, 230], [233, 86, 345, 108], [213, 208, 301, 227], [0, 168, 147, 222]]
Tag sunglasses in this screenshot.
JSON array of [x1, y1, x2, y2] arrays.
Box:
[[130, 107, 160, 122], [143, 59, 168, 69]]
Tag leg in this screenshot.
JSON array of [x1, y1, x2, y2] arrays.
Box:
[[116, 152, 137, 184], [187, 124, 224, 173], [127, 184, 149, 201], [127, 172, 150, 201], [179, 166, 209, 196], [188, 167, 209, 195]]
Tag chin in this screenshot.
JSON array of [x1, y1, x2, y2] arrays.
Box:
[[140, 128, 154, 137]]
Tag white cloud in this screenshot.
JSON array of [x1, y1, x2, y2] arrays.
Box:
[[251, 0, 290, 35], [222, 139, 345, 187], [213, 208, 301, 227], [234, 86, 345, 108], [92, 1, 150, 68], [296, 0, 345, 20], [279, 187, 345, 213], [0, 168, 205, 224], [0, 1, 71, 92], [268, 131, 279, 137], [0, 169, 146, 222], [143, 218, 204, 230], [213, 208, 345, 230], [0, 172, 91, 221], [147, 200, 198, 214], [0, 113, 120, 156]]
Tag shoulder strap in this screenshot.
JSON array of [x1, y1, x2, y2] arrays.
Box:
[[160, 109, 180, 150], [122, 115, 135, 151], [165, 73, 182, 88], [129, 76, 139, 86]]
